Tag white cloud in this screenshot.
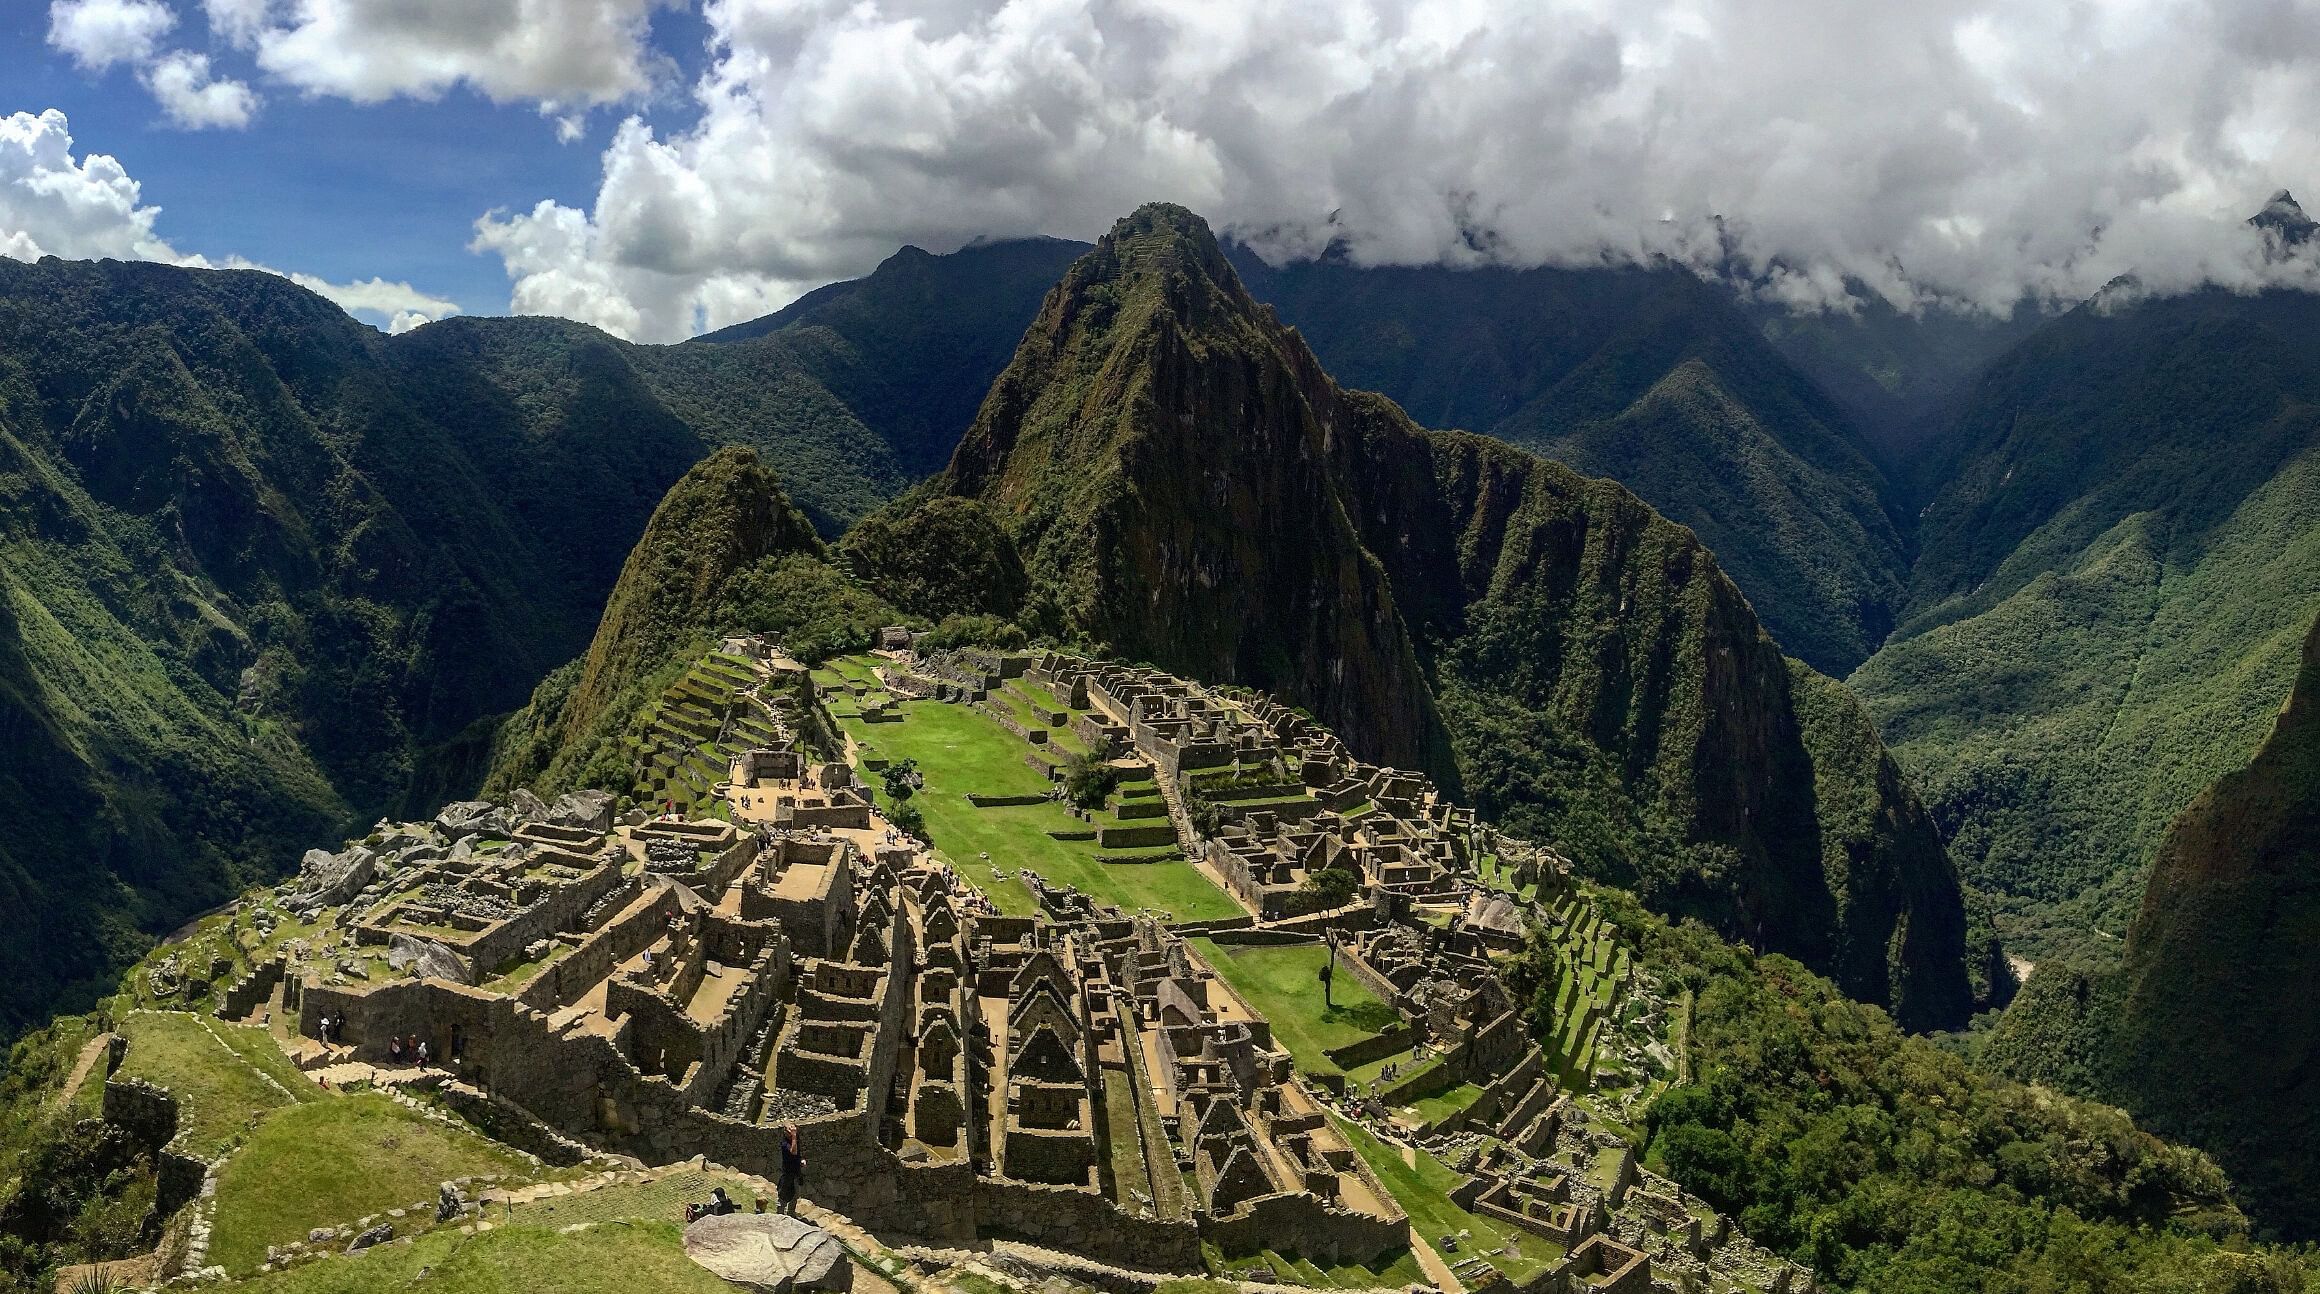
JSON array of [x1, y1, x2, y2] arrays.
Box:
[[227, 261, 460, 332], [46, 0, 177, 71], [1, 109, 459, 333], [143, 52, 261, 129], [0, 108, 179, 262], [246, 0, 679, 106], [475, 0, 2320, 341], [201, 0, 274, 47]]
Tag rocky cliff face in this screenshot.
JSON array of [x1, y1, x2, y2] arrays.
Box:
[[930, 204, 1974, 1027], [2108, 611, 2320, 1234]]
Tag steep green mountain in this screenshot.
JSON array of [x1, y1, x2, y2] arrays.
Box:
[[1850, 282, 2320, 959], [485, 446, 894, 799], [911, 204, 1973, 1027], [0, 258, 929, 1032], [1984, 610, 2320, 1239], [2106, 609, 2320, 1236], [697, 237, 1088, 478], [690, 238, 1920, 675], [1228, 249, 1909, 674]]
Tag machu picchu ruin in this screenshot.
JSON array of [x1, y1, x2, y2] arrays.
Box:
[[66, 636, 1813, 1294]]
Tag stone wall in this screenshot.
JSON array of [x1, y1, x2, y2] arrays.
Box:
[[973, 1177, 1203, 1269], [214, 955, 286, 1020], [518, 882, 676, 1013], [1201, 1189, 1407, 1266], [1323, 1025, 1418, 1072], [103, 1077, 207, 1216]]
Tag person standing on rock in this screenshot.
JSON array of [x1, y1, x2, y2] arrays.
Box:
[[778, 1125, 805, 1216]]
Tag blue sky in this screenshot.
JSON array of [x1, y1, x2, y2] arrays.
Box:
[[3, 0, 2311, 343], [1, 0, 717, 325]]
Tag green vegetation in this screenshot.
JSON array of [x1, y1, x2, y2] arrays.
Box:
[[1986, 612, 2320, 1240], [214, 1218, 732, 1294], [114, 1013, 312, 1160], [0, 1014, 157, 1286], [837, 493, 1028, 622], [1189, 941, 1396, 1076], [1614, 895, 2320, 1293], [1231, 246, 1907, 675], [841, 697, 1240, 921], [1326, 1115, 1549, 1281], [209, 1094, 535, 1274], [487, 449, 898, 798], [1853, 288, 2320, 962]]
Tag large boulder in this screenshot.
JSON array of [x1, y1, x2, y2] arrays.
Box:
[[509, 788, 552, 823], [387, 933, 476, 986], [549, 789, 616, 833], [435, 801, 509, 840], [287, 846, 376, 912], [682, 1214, 852, 1293]]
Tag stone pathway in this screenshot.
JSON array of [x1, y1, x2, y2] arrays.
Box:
[[48, 1031, 113, 1114]]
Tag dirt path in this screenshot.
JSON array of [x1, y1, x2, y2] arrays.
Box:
[[1409, 1234, 1466, 1293], [48, 1032, 113, 1114]]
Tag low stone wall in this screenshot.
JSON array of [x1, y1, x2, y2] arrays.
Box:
[[967, 793, 1054, 808], [103, 1077, 208, 1216], [433, 1082, 591, 1167], [1202, 1189, 1407, 1266], [974, 1177, 1203, 1270], [1197, 928, 1315, 947], [1323, 1026, 1418, 1072], [1097, 823, 1177, 849], [519, 884, 679, 1013], [215, 955, 286, 1020]]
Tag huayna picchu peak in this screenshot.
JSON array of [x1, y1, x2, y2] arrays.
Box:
[[924, 204, 1972, 1031]]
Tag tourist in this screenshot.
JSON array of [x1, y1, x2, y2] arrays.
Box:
[[778, 1125, 805, 1215], [388, 1036, 404, 1063], [417, 1039, 432, 1066]]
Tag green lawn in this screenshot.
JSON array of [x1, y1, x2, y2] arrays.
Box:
[[215, 1219, 731, 1294], [1407, 1082, 1487, 1127], [840, 700, 1243, 922], [1327, 1115, 1553, 1280], [210, 1094, 539, 1273], [116, 1012, 311, 1159], [1189, 941, 1398, 1076]]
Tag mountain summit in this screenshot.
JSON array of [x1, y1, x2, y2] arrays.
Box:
[[2253, 188, 2317, 248], [890, 203, 1978, 1026]]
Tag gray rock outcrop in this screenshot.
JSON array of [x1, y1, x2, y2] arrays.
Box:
[[682, 1214, 852, 1293], [387, 933, 477, 986], [287, 845, 377, 914]]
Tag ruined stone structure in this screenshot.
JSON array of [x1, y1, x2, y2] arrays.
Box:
[[176, 638, 1812, 1293]]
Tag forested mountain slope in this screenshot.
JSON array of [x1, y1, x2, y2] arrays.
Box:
[[1229, 250, 1909, 675], [906, 204, 1973, 1027], [1985, 610, 2320, 1239], [0, 259, 918, 1030], [1849, 284, 2320, 957]]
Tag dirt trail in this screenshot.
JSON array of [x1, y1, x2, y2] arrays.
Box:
[[48, 1032, 113, 1114]]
